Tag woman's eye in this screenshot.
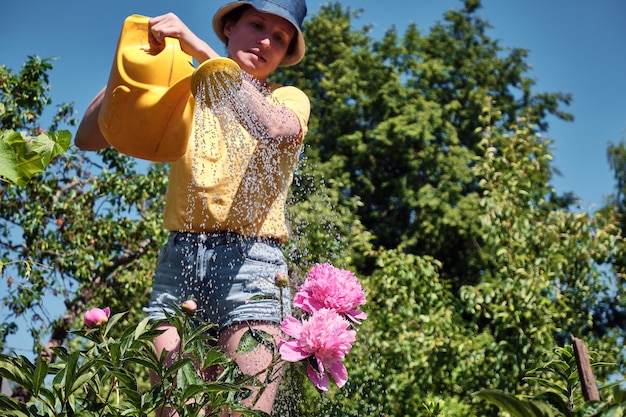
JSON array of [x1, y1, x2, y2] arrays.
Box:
[[275, 32, 290, 44]]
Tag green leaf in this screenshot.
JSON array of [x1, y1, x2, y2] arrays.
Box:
[[104, 311, 128, 336], [475, 389, 557, 417], [533, 391, 571, 416], [66, 359, 97, 395], [1, 129, 73, 186], [163, 358, 195, 379], [186, 322, 219, 344], [122, 356, 161, 373], [52, 365, 67, 391], [70, 368, 96, 395], [108, 370, 137, 391], [236, 329, 260, 355], [185, 381, 246, 396], [236, 328, 276, 356], [37, 387, 57, 409], [177, 360, 203, 389], [63, 351, 80, 396], [202, 348, 230, 370], [0, 355, 35, 390], [182, 383, 211, 399], [133, 316, 152, 340], [0, 130, 20, 183], [598, 403, 625, 417], [0, 394, 29, 416], [246, 294, 277, 302], [31, 356, 50, 397]]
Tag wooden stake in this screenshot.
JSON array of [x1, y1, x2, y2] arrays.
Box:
[[571, 335, 600, 402]]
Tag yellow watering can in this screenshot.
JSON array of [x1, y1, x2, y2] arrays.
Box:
[[98, 14, 241, 162]]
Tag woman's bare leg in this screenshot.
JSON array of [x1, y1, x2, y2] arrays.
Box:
[[151, 321, 282, 416], [151, 324, 182, 417], [217, 321, 283, 416]]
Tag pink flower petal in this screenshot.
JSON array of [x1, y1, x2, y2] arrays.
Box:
[[327, 361, 349, 388], [307, 361, 329, 391], [280, 316, 303, 339], [278, 340, 310, 362], [347, 309, 368, 323]]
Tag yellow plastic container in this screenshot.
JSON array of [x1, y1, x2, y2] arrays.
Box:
[[98, 14, 242, 162], [98, 14, 195, 161]]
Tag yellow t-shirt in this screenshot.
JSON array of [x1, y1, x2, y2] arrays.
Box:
[[163, 84, 310, 243]]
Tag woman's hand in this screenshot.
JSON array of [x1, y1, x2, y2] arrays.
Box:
[[148, 13, 220, 63]]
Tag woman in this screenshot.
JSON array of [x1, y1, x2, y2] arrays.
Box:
[[75, 0, 309, 414]]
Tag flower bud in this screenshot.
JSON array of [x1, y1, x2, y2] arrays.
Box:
[[274, 272, 289, 288], [182, 299, 197, 316], [84, 307, 111, 328]]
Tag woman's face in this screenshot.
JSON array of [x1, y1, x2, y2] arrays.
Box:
[[224, 7, 296, 82]]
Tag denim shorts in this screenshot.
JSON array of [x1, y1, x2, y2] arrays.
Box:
[[144, 231, 291, 334]]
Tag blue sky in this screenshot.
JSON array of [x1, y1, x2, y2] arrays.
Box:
[[2, 0, 626, 353]]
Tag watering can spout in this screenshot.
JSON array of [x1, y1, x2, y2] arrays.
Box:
[[98, 14, 196, 162]]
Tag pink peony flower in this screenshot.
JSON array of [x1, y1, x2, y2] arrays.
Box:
[[84, 307, 110, 328], [278, 308, 356, 391], [294, 263, 367, 323]]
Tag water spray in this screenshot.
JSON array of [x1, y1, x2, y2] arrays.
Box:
[[191, 57, 242, 106]]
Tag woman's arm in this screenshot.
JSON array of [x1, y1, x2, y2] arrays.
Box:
[[236, 80, 304, 143], [74, 87, 110, 150]]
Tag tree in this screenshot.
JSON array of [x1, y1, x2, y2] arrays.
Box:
[[596, 141, 626, 337], [0, 56, 168, 363], [276, 1, 624, 415], [1, 56, 75, 351], [2, 1, 625, 416]]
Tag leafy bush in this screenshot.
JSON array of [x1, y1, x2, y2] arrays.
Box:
[[0, 306, 266, 416], [476, 345, 626, 417], [0, 263, 368, 416]]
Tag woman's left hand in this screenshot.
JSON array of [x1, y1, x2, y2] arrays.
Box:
[[148, 13, 219, 62]]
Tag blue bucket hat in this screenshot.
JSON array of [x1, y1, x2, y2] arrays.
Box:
[[212, 0, 307, 66]]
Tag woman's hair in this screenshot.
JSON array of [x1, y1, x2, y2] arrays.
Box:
[[222, 4, 298, 59]]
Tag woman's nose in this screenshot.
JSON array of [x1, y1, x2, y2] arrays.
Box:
[[258, 34, 271, 48]]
